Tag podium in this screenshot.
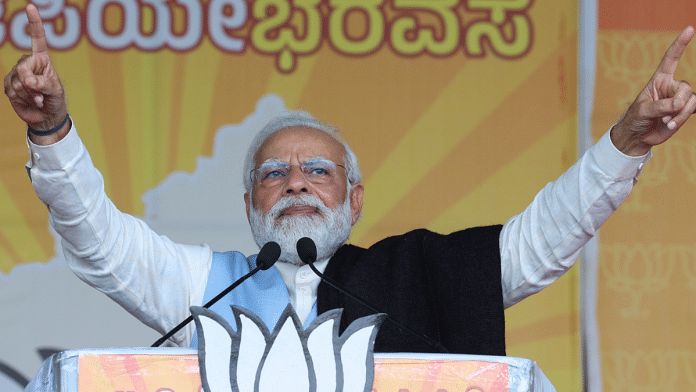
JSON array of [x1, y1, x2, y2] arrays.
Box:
[[26, 347, 556, 391]]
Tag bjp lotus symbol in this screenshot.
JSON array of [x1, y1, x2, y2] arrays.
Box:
[[191, 305, 386, 392]]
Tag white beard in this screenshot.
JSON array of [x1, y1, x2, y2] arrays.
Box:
[[249, 194, 353, 265]]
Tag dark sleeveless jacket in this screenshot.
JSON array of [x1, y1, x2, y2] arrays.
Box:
[[317, 225, 506, 356]]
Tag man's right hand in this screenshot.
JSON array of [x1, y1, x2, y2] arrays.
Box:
[[4, 4, 69, 144]]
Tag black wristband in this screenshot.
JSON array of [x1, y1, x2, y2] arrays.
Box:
[[28, 113, 70, 137]]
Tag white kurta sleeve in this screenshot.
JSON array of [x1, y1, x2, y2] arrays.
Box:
[[26, 122, 213, 346], [500, 129, 651, 308]]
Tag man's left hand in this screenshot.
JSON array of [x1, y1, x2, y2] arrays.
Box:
[[612, 26, 696, 156]]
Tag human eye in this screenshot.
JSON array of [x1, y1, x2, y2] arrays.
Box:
[[303, 160, 335, 179], [306, 166, 329, 176], [259, 164, 289, 181], [264, 169, 287, 179]]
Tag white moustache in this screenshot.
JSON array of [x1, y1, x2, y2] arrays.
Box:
[[268, 195, 330, 221]]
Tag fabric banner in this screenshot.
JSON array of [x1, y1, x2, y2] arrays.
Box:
[[77, 355, 511, 391], [594, 0, 696, 390], [0, 1, 579, 391], [28, 348, 553, 391]]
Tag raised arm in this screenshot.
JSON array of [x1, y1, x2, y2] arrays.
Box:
[[4, 5, 212, 346], [501, 26, 696, 307]]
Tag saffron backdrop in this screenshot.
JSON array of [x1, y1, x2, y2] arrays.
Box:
[[594, 0, 696, 390], [0, 0, 581, 390]]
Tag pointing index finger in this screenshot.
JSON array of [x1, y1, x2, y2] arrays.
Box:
[[26, 4, 47, 55], [655, 26, 694, 77]]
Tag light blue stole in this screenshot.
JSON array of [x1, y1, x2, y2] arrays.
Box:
[[189, 251, 318, 347]]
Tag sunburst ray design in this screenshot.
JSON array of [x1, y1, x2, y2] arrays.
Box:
[[0, 1, 579, 389]]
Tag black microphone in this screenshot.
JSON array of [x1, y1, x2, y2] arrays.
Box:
[[296, 236, 318, 264], [296, 237, 449, 354], [256, 241, 282, 270], [151, 241, 281, 347]]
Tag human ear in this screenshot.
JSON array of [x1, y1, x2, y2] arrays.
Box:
[[349, 184, 364, 226], [244, 193, 251, 222]]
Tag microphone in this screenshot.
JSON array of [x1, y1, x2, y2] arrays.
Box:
[[296, 236, 318, 264], [256, 241, 282, 270], [151, 241, 281, 347], [296, 237, 449, 354]]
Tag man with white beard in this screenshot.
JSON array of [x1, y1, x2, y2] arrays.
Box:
[[235, 116, 510, 354], [6, 5, 696, 354], [246, 119, 356, 266]]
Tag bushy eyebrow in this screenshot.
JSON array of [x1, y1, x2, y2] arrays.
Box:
[[302, 158, 334, 166], [258, 160, 286, 169], [258, 157, 331, 168]]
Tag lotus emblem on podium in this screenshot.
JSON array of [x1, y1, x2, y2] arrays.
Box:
[[191, 305, 385, 392]]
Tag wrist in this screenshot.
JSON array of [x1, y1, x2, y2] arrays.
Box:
[[28, 113, 71, 146], [610, 122, 652, 156]]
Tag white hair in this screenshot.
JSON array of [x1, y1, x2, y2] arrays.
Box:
[[242, 113, 362, 194]]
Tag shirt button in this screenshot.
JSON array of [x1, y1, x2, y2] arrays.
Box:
[[300, 271, 308, 279], [33, 153, 40, 161]]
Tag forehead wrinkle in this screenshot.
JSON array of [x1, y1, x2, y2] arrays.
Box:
[[258, 127, 345, 158]]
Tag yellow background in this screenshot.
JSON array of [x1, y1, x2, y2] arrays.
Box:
[[0, 0, 582, 390]]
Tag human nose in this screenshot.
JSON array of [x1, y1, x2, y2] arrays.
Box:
[[283, 165, 309, 194]]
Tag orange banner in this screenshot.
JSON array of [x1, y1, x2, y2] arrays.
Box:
[[77, 354, 512, 392]]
